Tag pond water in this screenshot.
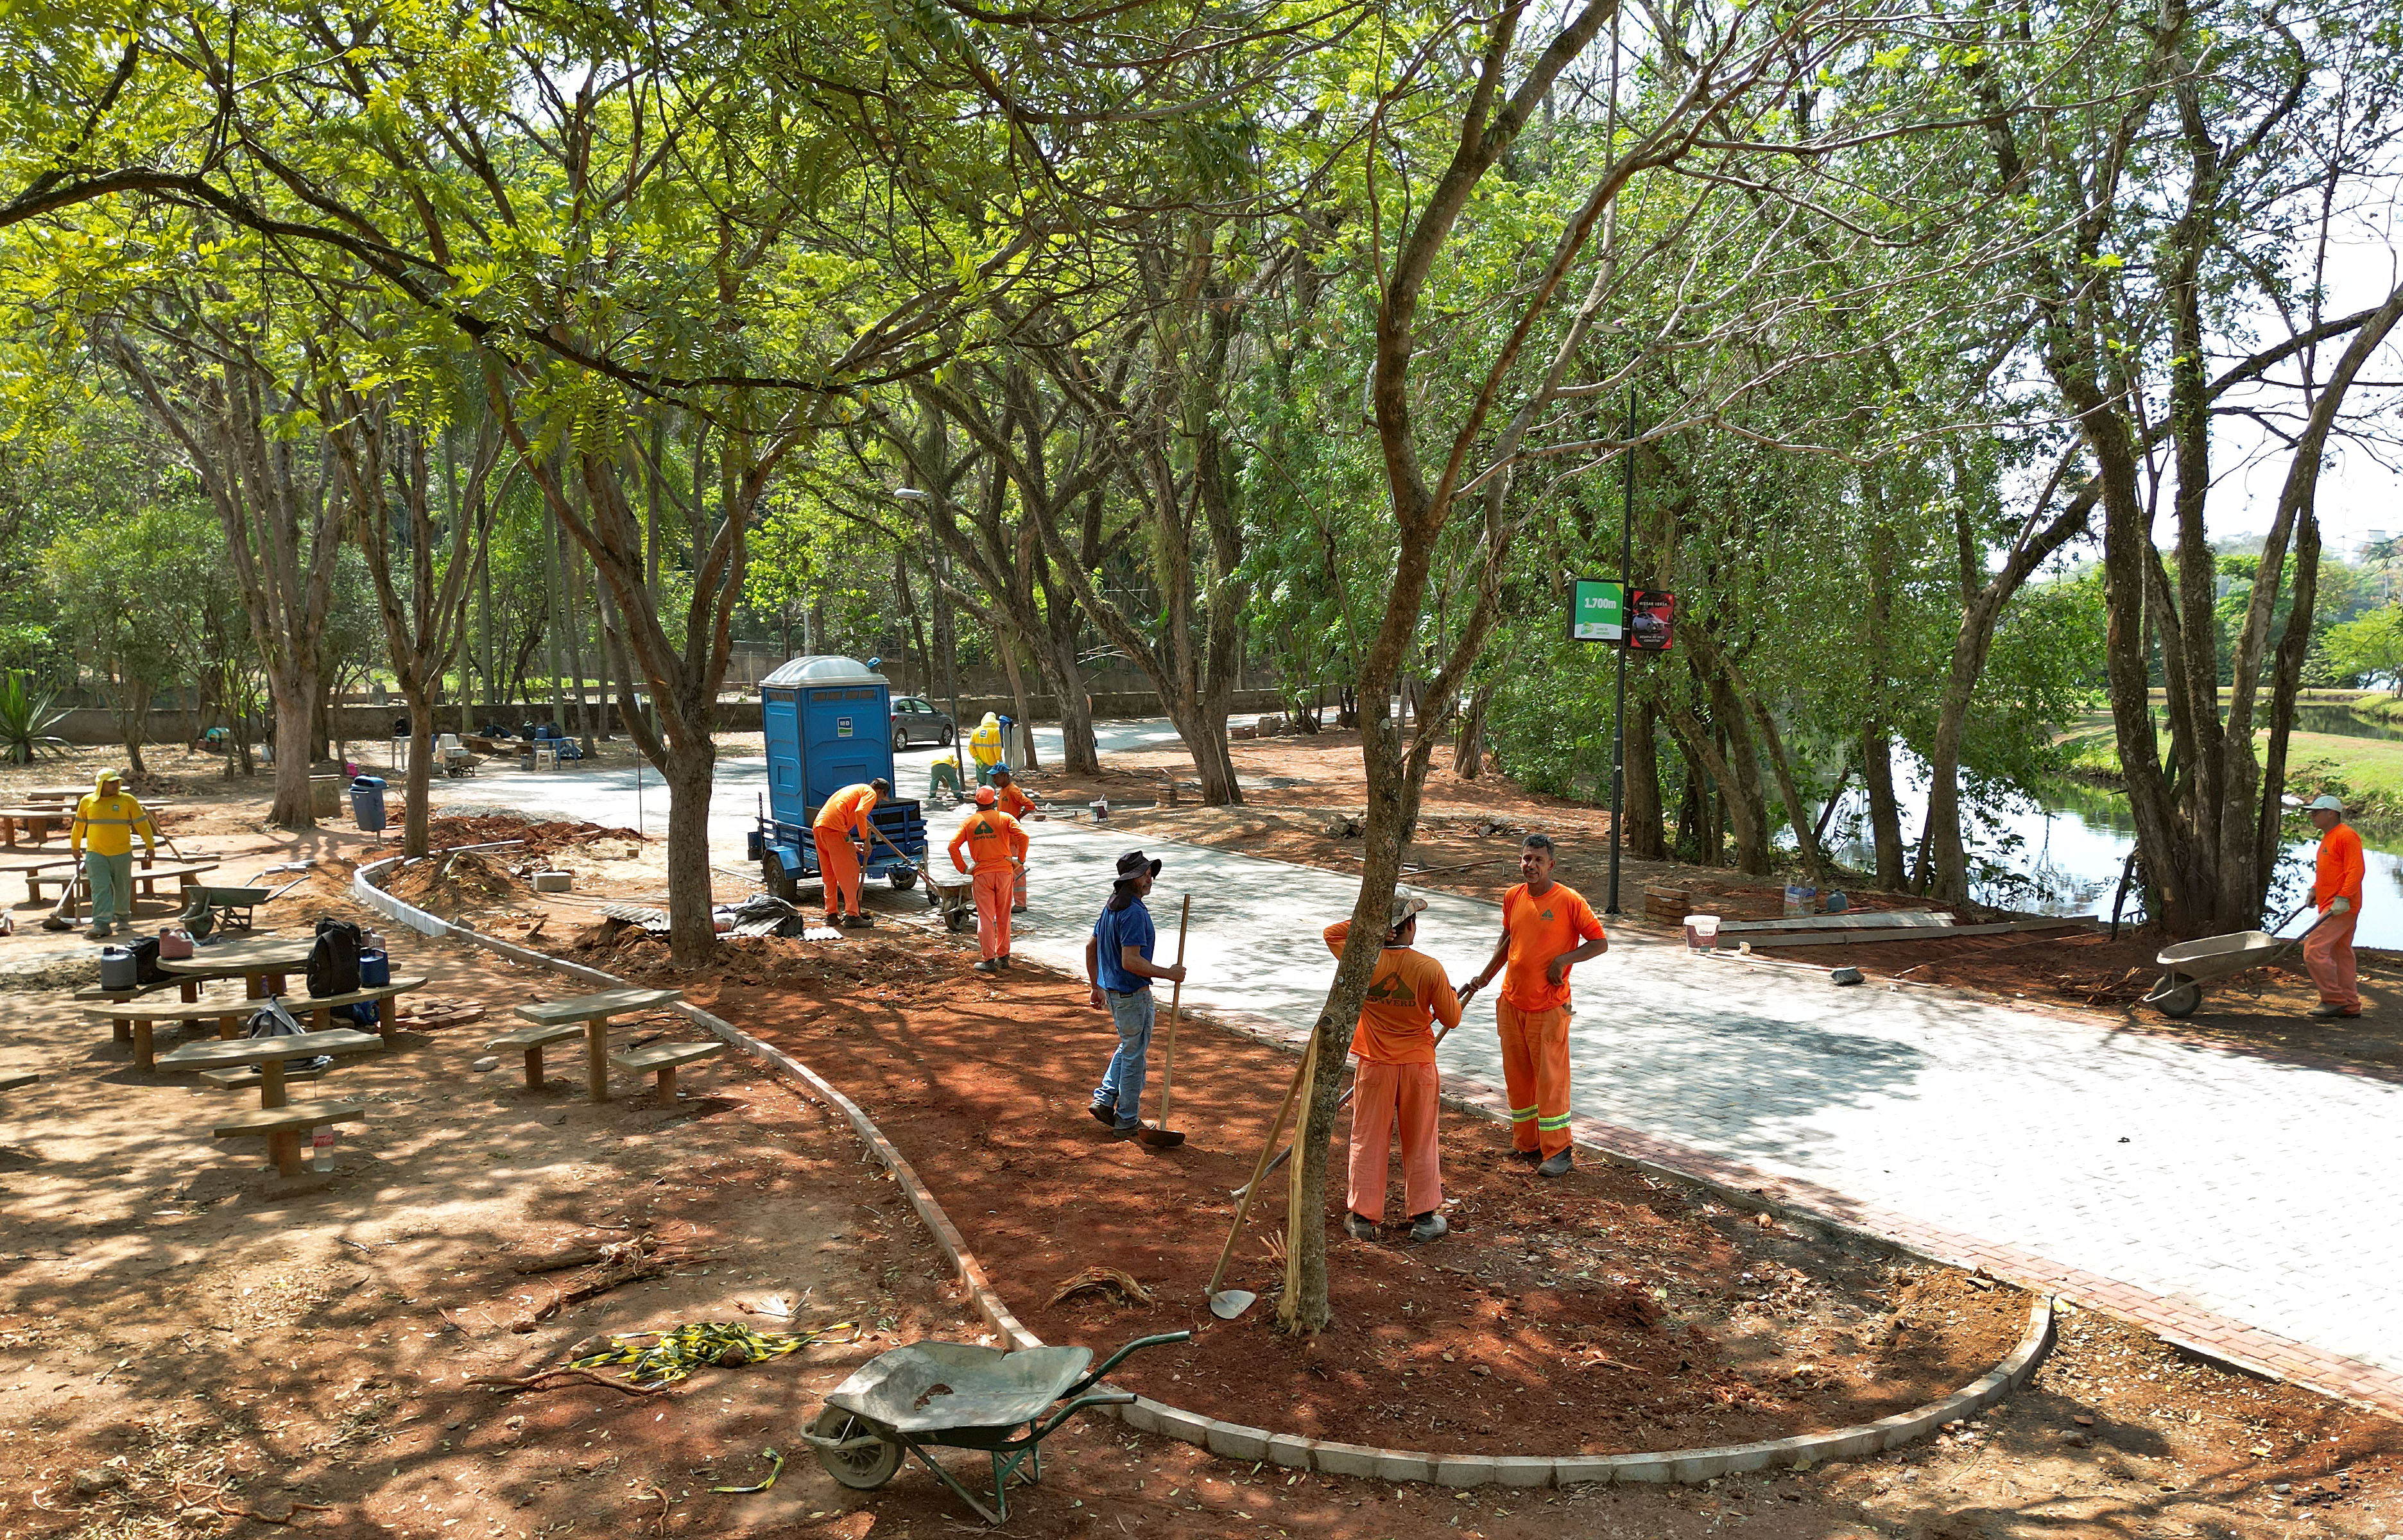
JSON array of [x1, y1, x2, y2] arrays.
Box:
[[2295, 701, 2403, 742], [1813, 754, 2403, 950]]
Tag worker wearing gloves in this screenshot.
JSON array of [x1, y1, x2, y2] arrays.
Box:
[[1084, 850, 1186, 1139], [69, 768, 158, 940], [989, 767, 1044, 912], [2304, 792, 2366, 1018], [1459, 833, 1608, 1177], [969, 712, 1005, 785], [949, 787, 1029, 974], [1327, 893, 1463, 1243], [811, 778, 892, 930]]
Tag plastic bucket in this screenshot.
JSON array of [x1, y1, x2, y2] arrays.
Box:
[[1684, 914, 1721, 952]]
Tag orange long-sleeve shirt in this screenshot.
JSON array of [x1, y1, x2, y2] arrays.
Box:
[[2314, 823, 2365, 912], [949, 809, 1028, 875], [994, 785, 1038, 819], [812, 783, 881, 839]]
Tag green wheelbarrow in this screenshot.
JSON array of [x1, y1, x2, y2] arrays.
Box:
[[800, 1330, 1189, 1523]]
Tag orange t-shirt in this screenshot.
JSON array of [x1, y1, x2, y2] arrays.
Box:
[[812, 783, 879, 838], [1324, 921, 1462, 1065], [1498, 881, 1605, 1013], [2314, 823, 2365, 912], [949, 809, 1028, 875], [994, 785, 1038, 819]]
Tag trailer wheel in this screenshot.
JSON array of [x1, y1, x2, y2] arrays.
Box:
[[761, 855, 797, 902], [889, 868, 917, 891], [2155, 978, 2203, 1019]]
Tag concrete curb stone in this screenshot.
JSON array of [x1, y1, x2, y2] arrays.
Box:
[[355, 860, 2060, 1486]]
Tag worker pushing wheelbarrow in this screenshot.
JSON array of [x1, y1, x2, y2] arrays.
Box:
[[2144, 792, 2366, 1020], [801, 1330, 1188, 1523]]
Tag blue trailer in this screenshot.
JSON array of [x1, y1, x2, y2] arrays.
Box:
[[747, 656, 930, 903]]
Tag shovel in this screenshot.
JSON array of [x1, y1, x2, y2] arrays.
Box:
[[1204, 1045, 1313, 1320], [1139, 895, 1191, 1149]]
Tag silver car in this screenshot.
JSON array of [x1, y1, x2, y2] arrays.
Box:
[[890, 696, 956, 749]]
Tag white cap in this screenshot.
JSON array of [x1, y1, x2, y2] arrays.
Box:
[[2307, 793, 2345, 812]]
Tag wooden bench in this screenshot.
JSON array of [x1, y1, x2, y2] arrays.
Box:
[[213, 1101, 365, 1177], [609, 1040, 724, 1102], [78, 976, 427, 1072], [76, 976, 205, 1047], [28, 859, 218, 905], [510, 988, 684, 1102], [483, 1020, 590, 1091], [199, 1063, 329, 1092]]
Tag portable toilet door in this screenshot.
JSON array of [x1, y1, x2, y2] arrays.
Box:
[[757, 655, 896, 821]]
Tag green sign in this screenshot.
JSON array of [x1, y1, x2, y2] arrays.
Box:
[[1569, 578, 1624, 642]]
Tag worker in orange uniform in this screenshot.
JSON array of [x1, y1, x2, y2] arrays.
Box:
[[1458, 833, 1609, 1177], [2304, 792, 2366, 1018], [812, 778, 893, 930], [1326, 893, 1463, 1243], [949, 786, 1029, 974], [988, 767, 1044, 912]]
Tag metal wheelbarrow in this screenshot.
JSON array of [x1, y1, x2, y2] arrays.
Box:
[[177, 864, 313, 939], [2143, 903, 2323, 1018], [923, 873, 975, 932], [800, 1330, 1188, 1523]]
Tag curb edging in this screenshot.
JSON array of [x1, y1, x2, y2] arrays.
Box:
[[351, 860, 2057, 1485]]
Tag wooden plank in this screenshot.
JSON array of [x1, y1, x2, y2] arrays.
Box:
[[214, 1102, 365, 1136], [1724, 917, 2097, 950], [155, 1029, 384, 1071], [79, 977, 429, 1023], [513, 987, 682, 1025], [1715, 911, 1955, 934]]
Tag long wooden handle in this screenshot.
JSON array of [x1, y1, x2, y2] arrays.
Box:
[[1158, 895, 1190, 1125], [1205, 1045, 1311, 1301]]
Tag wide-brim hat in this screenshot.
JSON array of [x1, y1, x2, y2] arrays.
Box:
[[1114, 849, 1162, 882]]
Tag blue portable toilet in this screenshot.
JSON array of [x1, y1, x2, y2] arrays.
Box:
[[750, 656, 928, 902]]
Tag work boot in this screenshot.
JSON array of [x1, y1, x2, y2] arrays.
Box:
[[973, 958, 1001, 975], [847, 914, 874, 929], [85, 925, 111, 940], [1089, 1100, 1118, 1127], [1110, 1121, 1142, 1141], [1408, 1212, 1450, 1243], [1343, 1212, 1379, 1242], [822, 913, 842, 931], [1538, 1150, 1574, 1179], [1508, 1147, 1541, 1163], [2308, 1002, 2349, 1019], [1011, 903, 1028, 914], [996, 954, 1011, 970]]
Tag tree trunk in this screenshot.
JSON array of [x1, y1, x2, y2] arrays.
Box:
[[401, 683, 435, 857], [117, 675, 151, 779], [662, 746, 718, 957], [1624, 700, 1666, 860], [267, 664, 316, 826], [1861, 726, 1905, 889]]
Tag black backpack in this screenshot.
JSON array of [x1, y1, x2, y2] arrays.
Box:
[[308, 918, 364, 998], [125, 934, 162, 986]]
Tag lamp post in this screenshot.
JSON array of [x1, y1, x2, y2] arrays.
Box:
[[893, 488, 969, 789]]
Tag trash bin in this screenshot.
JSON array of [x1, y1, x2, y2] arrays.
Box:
[[309, 773, 342, 819], [349, 776, 388, 834]]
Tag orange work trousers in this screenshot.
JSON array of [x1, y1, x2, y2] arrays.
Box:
[[1496, 999, 1574, 1158], [814, 829, 863, 918], [2304, 906, 2361, 1013], [972, 867, 1014, 960], [1347, 1058, 1442, 1223]]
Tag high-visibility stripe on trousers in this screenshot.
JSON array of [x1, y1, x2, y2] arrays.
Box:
[[973, 867, 1013, 960], [1495, 998, 1574, 1158], [813, 829, 863, 917], [1346, 1058, 1442, 1223]]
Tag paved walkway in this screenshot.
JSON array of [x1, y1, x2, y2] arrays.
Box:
[[433, 748, 2403, 1413]]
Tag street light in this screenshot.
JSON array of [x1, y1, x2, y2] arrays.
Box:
[[891, 488, 967, 789]]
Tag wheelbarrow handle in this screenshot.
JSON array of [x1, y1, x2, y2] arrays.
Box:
[[1069, 1330, 1193, 1395], [1028, 1390, 1137, 1441]]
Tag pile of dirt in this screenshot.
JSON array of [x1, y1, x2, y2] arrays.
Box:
[[423, 812, 646, 859], [383, 848, 521, 909], [569, 927, 959, 997]]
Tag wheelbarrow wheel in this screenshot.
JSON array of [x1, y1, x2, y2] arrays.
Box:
[[890, 868, 917, 891], [947, 907, 974, 933], [807, 1406, 903, 1490], [2155, 977, 2203, 1019]]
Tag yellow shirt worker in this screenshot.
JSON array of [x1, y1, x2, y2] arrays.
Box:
[[70, 768, 158, 939]]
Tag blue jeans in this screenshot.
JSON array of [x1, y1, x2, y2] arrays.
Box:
[[1093, 988, 1155, 1127]]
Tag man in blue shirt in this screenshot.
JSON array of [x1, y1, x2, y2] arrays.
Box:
[[1084, 849, 1187, 1139]]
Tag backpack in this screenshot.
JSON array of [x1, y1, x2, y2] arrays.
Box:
[[245, 997, 333, 1070], [125, 934, 163, 986], [308, 918, 364, 998]]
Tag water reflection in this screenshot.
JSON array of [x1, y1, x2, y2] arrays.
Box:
[[1809, 754, 2403, 948]]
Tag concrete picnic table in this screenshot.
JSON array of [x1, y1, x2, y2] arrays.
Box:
[[0, 801, 177, 848], [509, 987, 684, 1102], [25, 858, 219, 907], [158, 936, 316, 998]]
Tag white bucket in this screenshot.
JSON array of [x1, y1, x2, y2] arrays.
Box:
[[1684, 914, 1721, 952]]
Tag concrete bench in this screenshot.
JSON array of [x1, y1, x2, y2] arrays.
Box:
[[213, 1101, 365, 1177], [511, 987, 684, 1102], [78, 976, 428, 1070], [483, 1020, 589, 1091], [199, 1063, 329, 1092], [609, 1040, 724, 1102], [28, 860, 218, 905]]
